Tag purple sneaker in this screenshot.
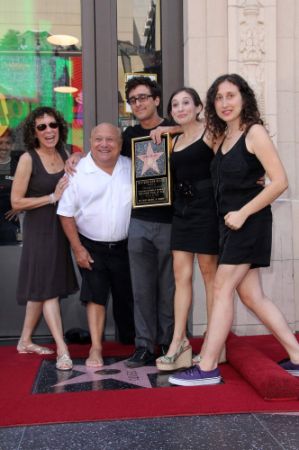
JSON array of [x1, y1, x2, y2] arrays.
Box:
[[168, 365, 222, 386], [279, 359, 299, 376]]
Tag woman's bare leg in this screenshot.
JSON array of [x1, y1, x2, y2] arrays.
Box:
[[43, 298, 68, 356], [237, 269, 299, 363], [18, 301, 43, 346], [197, 254, 218, 323], [200, 263, 250, 371], [165, 251, 194, 356]]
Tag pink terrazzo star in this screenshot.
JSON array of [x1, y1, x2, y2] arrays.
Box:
[[137, 142, 163, 175], [53, 359, 159, 389]]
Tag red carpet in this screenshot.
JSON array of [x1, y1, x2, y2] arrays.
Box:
[[0, 335, 299, 428], [227, 333, 299, 400]]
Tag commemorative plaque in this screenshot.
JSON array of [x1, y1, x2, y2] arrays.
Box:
[[131, 134, 172, 208]]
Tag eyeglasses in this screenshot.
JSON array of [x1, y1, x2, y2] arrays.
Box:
[[36, 122, 59, 131], [127, 94, 153, 106]]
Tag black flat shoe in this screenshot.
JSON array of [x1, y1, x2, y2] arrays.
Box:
[[125, 347, 155, 368]]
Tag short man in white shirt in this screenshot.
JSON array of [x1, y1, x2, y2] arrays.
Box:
[[57, 123, 134, 367]]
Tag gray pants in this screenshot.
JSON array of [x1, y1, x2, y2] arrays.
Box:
[[128, 218, 175, 353]]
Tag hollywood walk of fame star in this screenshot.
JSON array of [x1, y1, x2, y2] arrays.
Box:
[[53, 359, 159, 389], [137, 142, 163, 176]]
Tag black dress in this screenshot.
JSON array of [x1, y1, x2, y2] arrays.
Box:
[[16, 149, 78, 304], [210, 133, 272, 268], [170, 135, 219, 254]]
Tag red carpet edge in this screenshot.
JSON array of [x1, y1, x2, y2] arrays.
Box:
[[226, 333, 299, 400]]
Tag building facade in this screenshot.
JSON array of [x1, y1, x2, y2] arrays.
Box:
[[0, 0, 298, 337]]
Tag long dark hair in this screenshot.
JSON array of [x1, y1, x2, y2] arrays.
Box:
[[23, 106, 68, 152], [205, 74, 263, 138], [167, 87, 203, 122]]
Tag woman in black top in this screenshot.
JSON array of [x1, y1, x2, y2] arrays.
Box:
[[156, 87, 219, 371], [169, 74, 299, 386]]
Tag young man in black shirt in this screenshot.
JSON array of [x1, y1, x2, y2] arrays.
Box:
[[123, 77, 180, 367]]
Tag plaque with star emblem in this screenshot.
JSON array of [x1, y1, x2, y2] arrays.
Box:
[[131, 134, 172, 208]]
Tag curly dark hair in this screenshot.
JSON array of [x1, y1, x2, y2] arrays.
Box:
[[125, 76, 161, 102], [167, 87, 203, 122], [205, 74, 263, 139], [22, 106, 68, 152]]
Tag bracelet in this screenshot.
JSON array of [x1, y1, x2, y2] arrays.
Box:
[[49, 193, 56, 205]]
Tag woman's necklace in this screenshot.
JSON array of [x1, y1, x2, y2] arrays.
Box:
[[182, 124, 204, 145], [224, 125, 244, 141], [49, 151, 59, 166], [224, 128, 234, 140], [38, 149, 61, 169]]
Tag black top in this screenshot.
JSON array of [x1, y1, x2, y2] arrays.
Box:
[[171, 134, 214, 184], [210, 133, 268, 216], [121, 118, 173, 223]]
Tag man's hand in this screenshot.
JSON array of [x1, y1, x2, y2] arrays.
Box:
[[73, 244, 94, 270]]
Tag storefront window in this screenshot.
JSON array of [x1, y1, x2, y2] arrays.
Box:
[[0, 0, 82, 245], [117, 0, 161, 130]]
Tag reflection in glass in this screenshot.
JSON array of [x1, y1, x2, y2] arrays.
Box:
[[117, 0, 161, 130], [0, 129, 21, 244], [0, 1, 83, 150], [0, 0, 83, 245]]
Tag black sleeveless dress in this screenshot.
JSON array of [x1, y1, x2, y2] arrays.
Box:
[[170, 135, 219, 254], [210, 133, 272, 268], [16, 149, 78, 304]]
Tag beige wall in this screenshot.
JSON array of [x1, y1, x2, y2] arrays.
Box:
[[0, 0, 81, 44], [184, 0, 299, 335]]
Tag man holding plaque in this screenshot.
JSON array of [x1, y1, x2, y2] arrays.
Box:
[[123, 77, 180, 368]]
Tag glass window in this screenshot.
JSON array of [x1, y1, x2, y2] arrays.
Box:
[[117, 0, 161, 130], [0, 0, 82, 245]]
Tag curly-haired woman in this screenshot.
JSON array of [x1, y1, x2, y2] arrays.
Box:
[[169, 74, 299, 386], [11, 106, 78, 370]]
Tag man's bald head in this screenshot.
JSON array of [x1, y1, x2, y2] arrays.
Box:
[[90, 123, 123, 173]]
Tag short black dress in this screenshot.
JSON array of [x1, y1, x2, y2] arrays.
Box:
[[16, 149, 79, 304], [170, 135, 219, 254], [210, 133, 272, 268]]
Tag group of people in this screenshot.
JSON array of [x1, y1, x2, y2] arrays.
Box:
[[11, 74, 299, 384]]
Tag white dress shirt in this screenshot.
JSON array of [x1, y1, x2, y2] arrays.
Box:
[[57, 153, 132, 242]]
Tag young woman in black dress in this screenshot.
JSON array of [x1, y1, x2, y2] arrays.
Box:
[[156, 87, 219, 371], [169, 74, 299, 386]]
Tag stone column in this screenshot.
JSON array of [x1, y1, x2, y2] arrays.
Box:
[[228, 0, 296, 335], [183, 0, 228, 335]]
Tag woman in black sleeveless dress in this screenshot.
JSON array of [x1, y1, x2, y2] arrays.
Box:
[[169, 74, 299, 386], [11, 107, 78, 370], [156, 88, 219, 371]]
